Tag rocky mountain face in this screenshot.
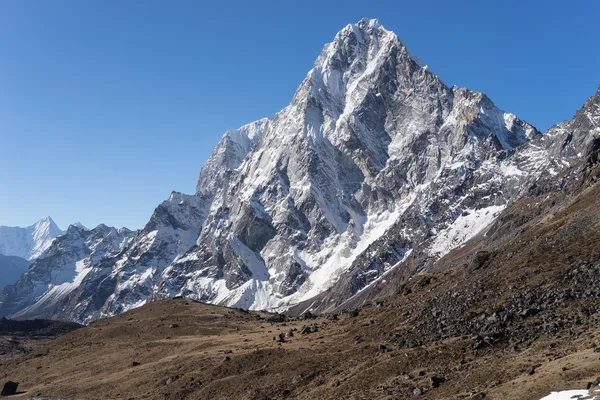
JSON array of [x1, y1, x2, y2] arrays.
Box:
[[0, 224, 136, 321], [154, 18, 544, 311], [0, 217, 64, 260], [0, 19, 598, 324]]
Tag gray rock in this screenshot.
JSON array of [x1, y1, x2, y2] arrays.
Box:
[[430, 375, 446, 388], [292, 374, 304, 385], [525, 366, 535, 375]]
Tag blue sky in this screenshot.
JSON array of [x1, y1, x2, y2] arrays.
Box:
[[1, 0, 598, 230]]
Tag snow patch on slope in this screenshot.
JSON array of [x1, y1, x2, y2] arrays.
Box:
[[24, 260, 93, 314], [430, 205, 505, 258], [538, 389, 595, 400], [282, 190, 419, 307]]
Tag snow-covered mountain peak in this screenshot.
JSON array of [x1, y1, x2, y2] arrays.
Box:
[[196, 118, 268, 196], [235, 118, 268, 142], [450, 87, 540, 151], [338, 18, 387, 39], [65, 223, 85, 235], [321, 19, 423, 79], [70, 222, 89, 231], [117, 227, 133, 235], [357, 18, 382, 29], [318, 18, 397, 71], [0, 217, 64, 260], [536, 86, 599, 149], [579, 85, 600, 127], [0, 222, 137, 321], [33, 216, 61, 237]]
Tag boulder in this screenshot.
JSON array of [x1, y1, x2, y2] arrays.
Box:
[[1, 381, 18, 396], [470, 251, 491, 271], [300, 326, 311, 335], [525, 366, 535, 375], [302, 311, 316, 320], [430, 376, 446, 388], [274, 333, 285, 343], [342, 309, 360, 318]]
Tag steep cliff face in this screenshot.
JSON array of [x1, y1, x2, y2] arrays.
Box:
[[1, 20, 597, 323], [196, 118, 268, 197], [299, 86, 600, 314]]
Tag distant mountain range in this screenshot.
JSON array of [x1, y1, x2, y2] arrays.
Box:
[[0, 254, 31, 290], [0, 217, 91, 292], [0, 19, 598, 324]]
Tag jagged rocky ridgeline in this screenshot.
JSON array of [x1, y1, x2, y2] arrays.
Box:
[[1, 18, 598, 323]]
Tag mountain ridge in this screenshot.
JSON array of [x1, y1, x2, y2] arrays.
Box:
[[0, 19, 597, 324]]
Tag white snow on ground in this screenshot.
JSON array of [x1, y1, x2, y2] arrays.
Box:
[[178, 274, 278, 311], [538, 389, 594, 399], [430, 205, 505, 258]]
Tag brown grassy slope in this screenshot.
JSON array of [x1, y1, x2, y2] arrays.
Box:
[[2, 295, 600, 400]]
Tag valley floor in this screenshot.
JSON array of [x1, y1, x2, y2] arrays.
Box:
[[1, 296, 600, 400]]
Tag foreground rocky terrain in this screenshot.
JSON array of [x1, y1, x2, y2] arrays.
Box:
[[1, 292, 599, 400], [2, 168, 600, 398], [0, 318, 81, 380]]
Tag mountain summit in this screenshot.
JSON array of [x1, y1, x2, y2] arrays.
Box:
[[155, 18, 540, 311], [0, 20, 597, 323], [0, 216, 64, 260]]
